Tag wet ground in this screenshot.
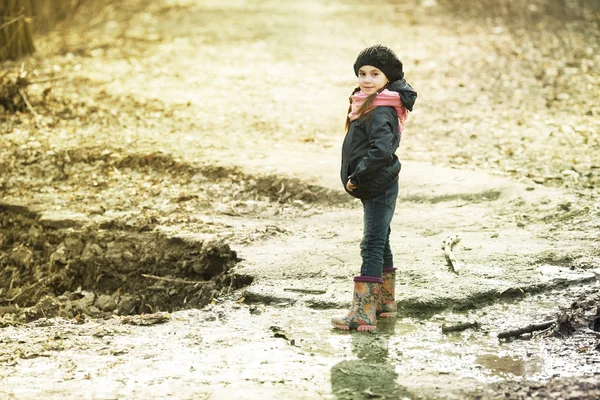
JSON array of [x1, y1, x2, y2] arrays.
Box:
[[1, 0, 600, 398], [1, 285, 599, 399]]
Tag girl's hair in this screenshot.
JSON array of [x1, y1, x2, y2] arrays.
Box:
[[344, 86, 384, 132]]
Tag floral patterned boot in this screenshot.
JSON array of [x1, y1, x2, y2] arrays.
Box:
[[377, 267, 397, 318], [331, 276, 382, 331]]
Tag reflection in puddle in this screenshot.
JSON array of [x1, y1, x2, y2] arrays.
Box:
[[476, 354, 541, 376], [315, 287, 596, 398]]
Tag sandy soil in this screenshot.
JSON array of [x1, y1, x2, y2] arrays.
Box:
[[1, 0, 599, 398]]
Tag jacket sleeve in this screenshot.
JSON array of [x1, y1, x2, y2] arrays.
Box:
[[348, 107, 397, 186]]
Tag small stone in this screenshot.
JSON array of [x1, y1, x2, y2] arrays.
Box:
[[95, 294, 117, 312], [562, 169, 580, 178], [53, 244, 72, 265], [10, 246, 34, 268], [75, 291, 96, 309], [64, 237, 84, 257], [32, 295, 61, 319], [517, 222, 526, 228], [88, 206, 105, 215], [117, 295, 137, 315], [249, 305, 262, 315], [38, 210, 89, 229], [28, 224, 43, 242], [86, 305, 103, 317], [81, 243, 104, 261], [60, 301, 73, 317], [559, 202, 571, 211]]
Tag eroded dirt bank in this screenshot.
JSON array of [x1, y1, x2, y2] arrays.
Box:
[[1, 0, 599, 398]]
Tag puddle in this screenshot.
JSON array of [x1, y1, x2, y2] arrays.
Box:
[[1, 284, 598, 399], [475, 354, 541, 376], [243, 284, 599, 397]]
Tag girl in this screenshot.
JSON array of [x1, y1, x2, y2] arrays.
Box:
[[332, 45, 417, 331]]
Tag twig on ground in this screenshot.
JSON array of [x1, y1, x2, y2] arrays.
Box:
[[283, 288, 327, 294], [442, 234, 462, 274], [28, 76, 67, 85], [18, 89, 39, 118], [498, 321, 555, 339], [121, 312, 171, 326], [442, 321, 480, 333], [0, 15, 24, 31], [0, 279, 44, 303], [0, 289, 22, 304], [141, 273, 203, 285]]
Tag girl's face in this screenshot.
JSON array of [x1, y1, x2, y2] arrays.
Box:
[[358, 65, 388, 95]]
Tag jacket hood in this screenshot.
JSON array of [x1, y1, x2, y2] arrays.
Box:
[[387, 79, 417, 112]]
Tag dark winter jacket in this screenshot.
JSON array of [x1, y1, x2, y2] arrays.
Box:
[[340, 79, 417, 200]]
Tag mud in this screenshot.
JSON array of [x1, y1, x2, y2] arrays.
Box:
[[0, 204, 240, 325], [1, 0, 600, 398], [0, 143, 350, 324]]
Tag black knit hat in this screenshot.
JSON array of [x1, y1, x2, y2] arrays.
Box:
[[353, 44, 404, 82]]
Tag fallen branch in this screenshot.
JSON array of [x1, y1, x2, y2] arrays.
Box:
[[0, 279, 44, 304], [0, 15, 24, 31], [0, 289, 22, 304], [121, 312, 171, 326], [283, 288, 327, 294], [28, 76, 67, 85], [141, 273, 203, 285], [18, 89, 39, 117], [442, 234, 462, 274], [442, 321, 480, 333], [498, 321, 554, 340], [0, 306, 18, 316]]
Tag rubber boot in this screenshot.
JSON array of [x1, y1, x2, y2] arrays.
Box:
[[377, 267, 397, 318], [331, 276, 382, 331]]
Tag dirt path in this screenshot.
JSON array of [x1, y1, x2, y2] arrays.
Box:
[[1, 0, 599, 398]]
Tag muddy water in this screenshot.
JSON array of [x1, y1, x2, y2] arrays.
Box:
[[1, 284, 597, 399], [261, 285, 598, 398]]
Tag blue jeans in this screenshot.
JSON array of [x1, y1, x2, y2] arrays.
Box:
[[360, 182, 398, 278]]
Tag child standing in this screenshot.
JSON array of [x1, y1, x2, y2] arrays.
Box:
[[331, 45, 417, 331]]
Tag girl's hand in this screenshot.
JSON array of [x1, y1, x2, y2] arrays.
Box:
[[346, 179, 357, 191]]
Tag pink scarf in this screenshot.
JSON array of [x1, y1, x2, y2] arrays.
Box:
[[349, 89, 407, 132]]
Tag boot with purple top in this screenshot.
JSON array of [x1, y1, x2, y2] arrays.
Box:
[[377, 267, 397, 318], [331, 276, 382, 331]]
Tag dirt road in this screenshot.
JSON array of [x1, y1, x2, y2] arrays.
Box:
[[1, 0, 599, 398]]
